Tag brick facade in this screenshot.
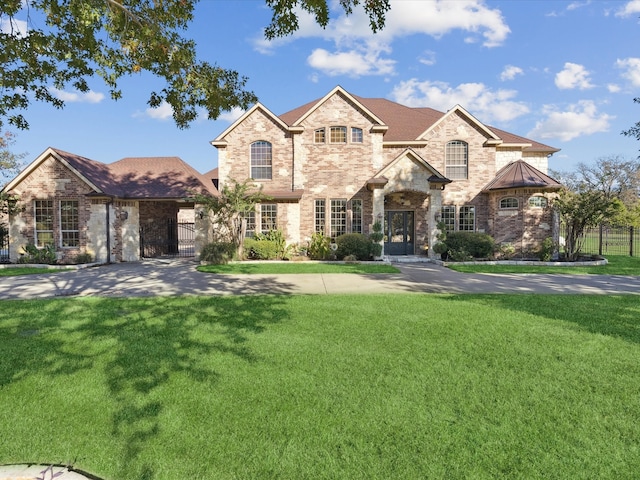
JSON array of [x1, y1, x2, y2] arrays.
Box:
[[213, 87, 560, 257]]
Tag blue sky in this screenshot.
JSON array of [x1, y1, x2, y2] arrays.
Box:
[[6, 0, 640, 176]]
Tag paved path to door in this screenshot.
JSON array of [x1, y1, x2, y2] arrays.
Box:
[[1, 259, 639, 299]]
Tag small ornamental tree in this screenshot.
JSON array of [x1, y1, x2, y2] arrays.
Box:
[[194, 178, 271, 259], [554, 188, 623, 261]]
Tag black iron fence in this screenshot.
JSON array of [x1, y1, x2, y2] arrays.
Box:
[[560, 224, 638, 256], [1, 222, 9, 263], [140, 220, 195, 258]]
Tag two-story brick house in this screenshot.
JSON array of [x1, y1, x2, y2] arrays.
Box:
[[211, 86, 562, 257]]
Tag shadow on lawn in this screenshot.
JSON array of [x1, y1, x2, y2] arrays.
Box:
[[445, 294, 640, 344], [0, 295, 290, 480]]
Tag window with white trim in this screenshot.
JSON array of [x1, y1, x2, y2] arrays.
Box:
[[445, 140, 468, 180], [351, 127, 363, 143], [34, 200, 54, 247], [330, 199, 347, 238], [459, 206, 475, 231], [440, 205, 456, 232], [250, 141, 272, 180], [351, 199, 363, 234], [314, 128, 325, 143], [499, 197, 519, 209], [315, 200, 325, 233], [60, 200, 79, 247], [528, 196, 548, 208], [330, 126, 347, 143], [260, 204, 277, 232], [243, 210, 256, 237]]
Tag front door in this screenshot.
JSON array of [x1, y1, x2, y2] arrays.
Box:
[[384, 211, 414, 255]]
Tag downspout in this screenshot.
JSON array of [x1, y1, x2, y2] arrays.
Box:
[[106, 199, 111, 264]]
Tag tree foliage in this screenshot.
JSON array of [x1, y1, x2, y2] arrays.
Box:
[[554, 189, 623, 261], [194, 178, 270, 259], [1, 0, 390, 130], [0, 131, 26, 183], [622, 97, 640, 156]]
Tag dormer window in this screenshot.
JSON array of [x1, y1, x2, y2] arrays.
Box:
[[314, 128, 325, 143], [330, 126, 347, 143], [250, 141, 272, 180]]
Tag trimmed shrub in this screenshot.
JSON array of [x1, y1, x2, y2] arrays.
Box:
[[200, 241, 236, 264], [335, 233, 373, 260], [244, 238, 279, 260], [18, 243, 57, 264], [75, 252, 94, 264], [444, 232, 495, 259]]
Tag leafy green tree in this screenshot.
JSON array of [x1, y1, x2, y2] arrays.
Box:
[[194, 178, 270, 259], [622, 97, 640, 156], [554, 189, 623, 261], [0, 131, 26, 183], [1, 0, 390, 130]]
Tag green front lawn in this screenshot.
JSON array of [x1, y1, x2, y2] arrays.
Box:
[[447, 254, 640, 275], [1, 294, 639, 479], [0, 267, 72, 276], [197, 262, 400, 274]]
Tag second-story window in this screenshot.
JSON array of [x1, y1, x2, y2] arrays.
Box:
[[330, 126, 347, 143], [314, 128, 325, 143], [445, 140, 468, 180], [351, 127, 363, 143], [250, 141, 272, 180]]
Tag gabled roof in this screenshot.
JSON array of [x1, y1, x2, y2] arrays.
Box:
[[367, 148, 451, 190], [483, 160, 563, 192], [2, 147, 217, 199], [275, 87, 559, 153]]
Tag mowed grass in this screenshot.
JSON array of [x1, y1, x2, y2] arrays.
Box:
[[197, 262, 400, 274], [0, 267, 72, 276], [448, 254, 640, 275], [1, 295, 639, 479]]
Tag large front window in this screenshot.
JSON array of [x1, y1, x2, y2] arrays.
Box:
[[260, 204, 277, 232], [34, 200, 54, 247], [351, 199, 362, 234], [459, 206, 475, 231], [60, 200, 79, 247], [331, 199, 347, 238], [250, 141, 272, 180], [315, 200, 325, 233], [440, 205, 456, 232], [445, 140, 468, 180]]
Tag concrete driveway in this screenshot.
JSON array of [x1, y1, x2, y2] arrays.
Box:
[[1, 259, 639, 300]]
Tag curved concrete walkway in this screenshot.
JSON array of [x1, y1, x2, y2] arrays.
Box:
[[1, 258, 639, 299]]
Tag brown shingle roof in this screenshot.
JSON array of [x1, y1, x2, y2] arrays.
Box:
[[277, 88, 558, 153], [53, 149, 217, 199], [483, 160, 562, 191]]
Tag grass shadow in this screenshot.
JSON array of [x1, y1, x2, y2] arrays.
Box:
[[0, 295, 290, 479]]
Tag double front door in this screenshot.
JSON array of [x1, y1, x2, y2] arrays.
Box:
[[384, 211, 414, 255]]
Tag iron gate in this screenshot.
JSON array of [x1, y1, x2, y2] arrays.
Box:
[[140, 220, 195, 258]]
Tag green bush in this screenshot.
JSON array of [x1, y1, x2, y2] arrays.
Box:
[[369, 221, 383, 257], [17, 243, 57, 264], [75, 252, 94, 264], [537, 237, 555, 262], [253, 229, 291, 259], [200, 241, 236, 264], [335, 233, 373, 260], [308, 232, 331, 260], [443, 232, 495, 260], [244, 238, 279, 260]]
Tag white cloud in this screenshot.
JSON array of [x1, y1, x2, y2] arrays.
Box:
[[255, 0, 511, 77], [307, 46, 395, 77], [0, 17, 28, 36], [418, 50, 437, 66], [555, 62, 594, 90], [500, 65, 524, 81], [144, 101, 173, 120], [607, 83, 622, 93], [527, 100, 613, 142], [616, 57, 640, 87], [615, 0, 640, 17], [49, 88, 105, 104], [390, 79, 529, 123], [219, 107, 245, 123]]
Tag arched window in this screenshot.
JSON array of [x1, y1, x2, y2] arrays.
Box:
[[528, 196, 548, 208], [500, 197, 519, 209], [250, 141, 272, 180], [445, 141, 468, 180]]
